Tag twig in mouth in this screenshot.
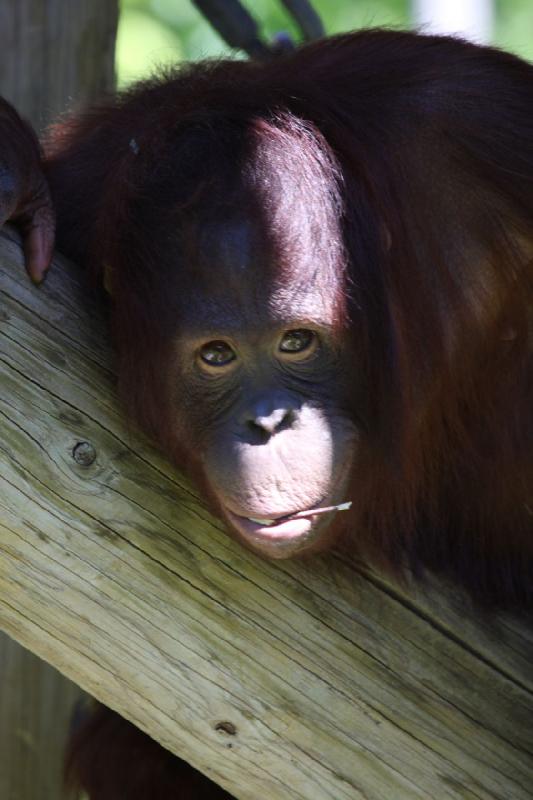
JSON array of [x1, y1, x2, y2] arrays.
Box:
[[280, 501, 352, 522]]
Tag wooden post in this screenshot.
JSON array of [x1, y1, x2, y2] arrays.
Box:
[[1, 228, 533, 798], [0, 6, 118, 795], [0, 632, 81, 800], [0, 0, 118, 131]]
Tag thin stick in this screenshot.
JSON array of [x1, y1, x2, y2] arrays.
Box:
[[282, 502, 352, 521]]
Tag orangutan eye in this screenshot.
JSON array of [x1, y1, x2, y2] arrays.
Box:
[[199, 341, 236, 367], [279, 329, 315, 354]]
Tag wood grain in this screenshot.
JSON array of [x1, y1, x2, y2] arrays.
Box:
[[0, 229, 532, 799], [0, 0, 118, 131]]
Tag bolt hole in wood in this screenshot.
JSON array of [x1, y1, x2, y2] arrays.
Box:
[[215, 721, 237, 736], [72, 441, 97, 467]]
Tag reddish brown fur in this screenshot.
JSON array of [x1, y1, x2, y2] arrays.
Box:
[[45, 29, 533, 608], [65, 703, 233, 799], [0, 27, 523, 798]]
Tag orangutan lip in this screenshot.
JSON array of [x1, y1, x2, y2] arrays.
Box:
[[246, 501, 352, 527]]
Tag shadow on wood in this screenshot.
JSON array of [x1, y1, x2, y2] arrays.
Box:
[[0, 229, 532, 799]]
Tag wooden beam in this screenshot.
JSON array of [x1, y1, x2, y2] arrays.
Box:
[[0, 228, 532, 799]]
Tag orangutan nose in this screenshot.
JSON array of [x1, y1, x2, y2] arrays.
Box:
[[242, 395, 299, 441], [252, 407, 295, 435]]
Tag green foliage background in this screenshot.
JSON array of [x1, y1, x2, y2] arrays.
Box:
[[117, 0, 533, 85]]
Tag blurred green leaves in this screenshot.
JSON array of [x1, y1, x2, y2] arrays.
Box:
[[117, 0, 533, 86]]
